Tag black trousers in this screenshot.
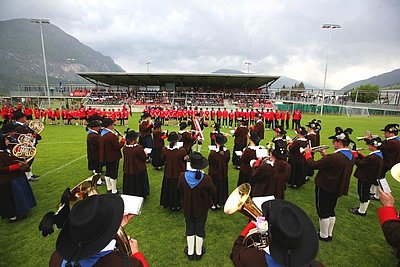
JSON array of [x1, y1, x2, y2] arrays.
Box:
[[285, 120, 289, 129], [358, 180, 372, 203], [216, 117, 221, 125], [315, 186, 338, 218], [105, 160, 119, 179], [185, 213, 208, 237], [229, 119, 233, 127], [222, 118, 228, 126]]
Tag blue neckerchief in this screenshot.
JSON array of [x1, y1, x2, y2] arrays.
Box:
[[396, 136, 400, 142], [100, 128, 111, 136], [61, 250, 113, 267], [184, 170, 204, 189], [88, 129, 98, 135], [265, 252, 282, 267], [338, 149, 353, 160], [373, 151, 383, 159]]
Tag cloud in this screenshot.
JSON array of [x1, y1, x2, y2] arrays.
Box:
[[1, 0, 399, 89]]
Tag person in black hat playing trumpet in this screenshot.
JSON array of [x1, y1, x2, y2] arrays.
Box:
[[208, 133, 230, 210], [151, 120, 167, 170], [123, 130, 150, 198], [160, 131, 188, 211], [287, 126, 308, 188], [179, 121, 196, 155], [305, 120, 320, 180], [349, 136, 383, 216], [99, 118, 126, 194], [237, 131, 261, 186], [178, 152, 216, 261], [271, 125, 289, 162], [86, 120, 103, 184], [304, 127, 356, 242], [49, 194, 148, 267], [230, 199, 320, 267], [232, 118, 249, 168], [138, 113, 153, 163]]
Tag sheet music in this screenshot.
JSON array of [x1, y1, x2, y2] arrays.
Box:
[[252, 196, 275, 210], [208, 145, 216, 151], [256, 149, 269, 158], [144, 148, 152, 154], [121, 194, 144, 215], [235, 151, 243, 156]]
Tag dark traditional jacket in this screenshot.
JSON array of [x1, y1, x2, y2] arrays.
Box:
[[354, 151, 383, 185], [208, 148, 230, 180], [288, 139, 308, 163], [178, 172, 216, 217], [123, 144, 147, 175], [240, 147, 257, 175], [0, 151, 26, 184], [152, 129, 165, 149], [254, 121, 264, 140], [234, 126, 249, 147], [49, 250, 147, 267], [251, 160, 291, 199], [139, 121, 152, 136], [87, 130, 100, 161], [180, 131, 195, 154], [307, 133, 317, 148], [380, 136, 400, 175], [162, 146, 187, 179], [308, 149, 355, 196], [99, 130, 124, 163], [378, 206, 400, 266]]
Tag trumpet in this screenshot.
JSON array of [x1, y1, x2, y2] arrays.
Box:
[[29, 119, 44, 134], [224, 183, 268, 249], [299, 145, 329, 154]]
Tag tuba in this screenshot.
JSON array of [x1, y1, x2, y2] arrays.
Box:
[[224, 183, 269, 249], [29, 119, 44, 134]]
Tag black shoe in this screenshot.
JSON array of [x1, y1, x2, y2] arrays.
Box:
[[29, 176, 40, 182], [210, 206, 217, 211], [349, 208, 366, 216], [184, 247, 194, 261], [370, 196, 379, 201], [32, 174, 40, 178], [195, 247, 206, 261], [8, 215, 26, 223], [318, 235, 332, 242], [107, 190, 112, 194]]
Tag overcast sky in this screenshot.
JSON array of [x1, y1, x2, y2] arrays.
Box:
[[1, 0, 399, 89]]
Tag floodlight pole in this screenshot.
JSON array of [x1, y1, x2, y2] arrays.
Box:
[[31, 19, 51, 108], [146, 61, 151, 73], [320, 23, 341, 116], [245, 62, 252, 74]]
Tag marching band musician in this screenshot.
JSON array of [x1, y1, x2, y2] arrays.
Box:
[[254, 115, 265, 140], [210, 123, 221, 146], [287, 127, 308, 188], [237, 132, 261, 186], [230, 199, 320, 267], [49, 194, 148, 267], [152, 121, 167, 170], [0, 133, 36, 222], [160, 132, 188, 212], [179, 121, 195, 155], [99, 118, 126, 194], [272, 126, 289, 162], [370, 124, 400, 201], [232, 119, 249, 168], [190, 112, 208, 153], [138, 113, 153, 162], [349, 137, 383, 216], [123, 130, 150, 198], [304, 127, 356, 242], [208, 133, 230, 210], [12, 110, 42, 181], [178, 152, 216, 261], [86, 120, 103, 185], [250, 144, 291, 199], [305, 120, 319, 180]]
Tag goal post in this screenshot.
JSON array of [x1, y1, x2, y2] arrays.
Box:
[[342, 106, 370, 117]]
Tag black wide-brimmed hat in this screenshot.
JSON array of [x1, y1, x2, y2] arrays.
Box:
[[142, 113, 151, 119], [87, 120, 102, 128], [102, 118, 115, 127], [381, 124, 399, 133], [190, 152, 209, 170], [364, 136, 382, 147], [261, 199, 319, 267], [250, 131, 261, 145], [56, 194, 124, 262], [271, 144, 287, 160], [328, 127, 353, 143], [12, 110, 26, 120], [214, 123, 221, 131], [167, 131, 182, 143], [154, 120, 162, 128], [126, 130, 140, 141], [295, 126, 307, 136], [0, 123, 17, 135], [306, 119, 321, 130], [275, 126, 287, 135], [215, 133, 227, 145], [179, 122, 188, 130]]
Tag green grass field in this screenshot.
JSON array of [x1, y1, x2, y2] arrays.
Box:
[[0, 114, 399, 267]]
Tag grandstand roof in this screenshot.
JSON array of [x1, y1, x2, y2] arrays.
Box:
[[77, 72, 280, 89]]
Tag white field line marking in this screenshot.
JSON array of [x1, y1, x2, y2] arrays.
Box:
[[40, 141, 85, 145], [40, 155, 86, 177]]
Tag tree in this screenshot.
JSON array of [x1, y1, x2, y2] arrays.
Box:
[[298, 82, 305, 89], [349, 84, 379, 103]]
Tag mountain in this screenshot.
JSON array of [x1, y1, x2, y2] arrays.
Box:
[[212, 70, 317, 89], [341, 68, 400, 92], [0, 18, 124, 93]]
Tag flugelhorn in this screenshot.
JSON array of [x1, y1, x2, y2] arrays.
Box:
[[299, 145, 329, 154], [29, 119, 44, 134], [224, 183, 268, 249]]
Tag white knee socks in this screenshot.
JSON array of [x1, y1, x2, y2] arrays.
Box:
[[359, 201, 370, 214], [187, 236, 195, 255], [110, 179, 117, 194], [319, 218, 330, 238], [195, 236, 204, 255], [104, 176, 112, 191], [328, 216, 336, 237]]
